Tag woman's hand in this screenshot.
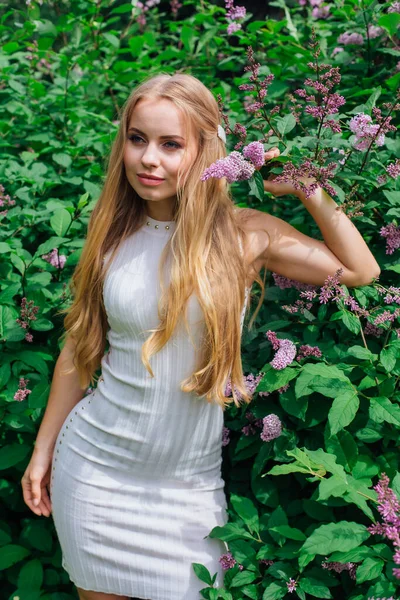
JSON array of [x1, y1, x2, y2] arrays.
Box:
[[257, 148, 319, 198], [21, 449, 53, 517]]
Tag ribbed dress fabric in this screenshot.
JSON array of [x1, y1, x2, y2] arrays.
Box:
[[50, 214, 250, 599]]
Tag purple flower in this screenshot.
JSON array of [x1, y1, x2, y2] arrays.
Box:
[[219, 551, 236, 569], [388, 1, 400, 12], [322, 560, 358, 579], [219, 551, 244, 571], [222, 426, 230, 446], [364, 321, 385, 337], [41, 248, 67, 269], [380, 223, 400, 255], [265, 330, 297, 369], [242, 141, 265, 168], [287, 578, 297, 593], [273, 272, 317, 292], [200, 151, 255, 183], [227, 22, 241, 34], [296, 344, 322, 361], [387, 158, 400, 179], [260, 414, 282, 442], [368, 24, 385, 39], [337, 32, 364, 45], [368, 473, 400, 580]]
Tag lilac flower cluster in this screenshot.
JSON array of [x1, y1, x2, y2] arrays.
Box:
[[200, 140, 266, 184], [41, 248, 67, 270], [374, 308, 400, 326], [200, 150, 255, 183], [224, 372, 263, 401], [376, 285, 400, 305], [260, 414, 282, 442], [14, 377, 32, 402], [225, 0, 246, 35], [287, 578, 297, 593], [266, 330, 297, 369], [380, 223, 400, 255], [134, 0, 161, 28], [239, 46, 276, 118], [321, 560, 358, 579], [169, 0, 182, 17], [364, 321, 385, 337], [219, 551, 244, 571], [388, 1, 400, 12], [222, 426, 230, 447], [298, 0, 331, 20], [297, 268, 371, 318], [273, 272, 318, 292], [282, 299, 314, 315], [0, 183, 16, 217], [368, 473, 400, 579], [296, 344, 322, 361], [338, 32, 364, 46], [293, 41, 345, 135], [268, 158, 337, 200], [241, 411, 263, 436], [349, 113, 385, 151], [16, 297, 39, 343]]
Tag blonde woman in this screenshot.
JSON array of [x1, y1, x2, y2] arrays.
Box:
[[21, 73, 380, 600]]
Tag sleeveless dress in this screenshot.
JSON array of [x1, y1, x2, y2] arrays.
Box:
[[50, 213, 250, 599]]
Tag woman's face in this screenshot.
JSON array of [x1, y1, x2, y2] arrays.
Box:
[[124, 97, 197, 217]]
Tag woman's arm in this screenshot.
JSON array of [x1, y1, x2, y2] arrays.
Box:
[[255, 149, 381, 287], [33, 336, 88, 456]]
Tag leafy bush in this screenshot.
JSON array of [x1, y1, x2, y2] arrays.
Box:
[[0, 0, 399, 599]]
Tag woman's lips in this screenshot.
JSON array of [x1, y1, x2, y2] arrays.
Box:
[[137, 175, 165, 186]]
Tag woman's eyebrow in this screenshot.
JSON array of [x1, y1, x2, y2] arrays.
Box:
[[127, 126, 185, 141]]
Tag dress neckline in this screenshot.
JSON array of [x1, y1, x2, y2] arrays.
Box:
[[142, 214, 176, 234]]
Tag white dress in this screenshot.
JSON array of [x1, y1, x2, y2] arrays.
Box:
[[50, 213, 250, 599]]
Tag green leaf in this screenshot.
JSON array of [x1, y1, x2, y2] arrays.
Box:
[[208, 523, 255, 542], [269, 525, 306, 541], [267, 463, 310, 476], [18, 558, 43, 590], [256, 366, 299, 393], [378, 12, 400, 36], [248, 170, 265, 201], [52, 153, 72, 169], [369, 396, 400, 427], [318, 476, 348, 501], [0, 545, 30, 570], [298, 577, 332, 598], [347, 345, 375, 361], [230, 495, 259, 535], [50, 208, 72, 237], [380, 345, 398, 372], [262, 581, 287, 600], [328, 390, 359, 435], [192, 562, 213, 586], [0, 444, 31, 469], [356, 557, 384, 584], [300, 522, 370, 558], [295, 363, 350, 399], [276, 114, 297, 136], [325, 430, 358, 472], [341, 311, 361, 334], [230, 569, 258, 586]]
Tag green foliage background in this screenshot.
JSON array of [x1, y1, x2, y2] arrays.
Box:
[[0, 0, 399, 598]]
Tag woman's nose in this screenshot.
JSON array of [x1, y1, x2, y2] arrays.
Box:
[[141, 144, 160, 166]]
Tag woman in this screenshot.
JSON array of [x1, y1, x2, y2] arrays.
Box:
[[21, 72, 380, 600]]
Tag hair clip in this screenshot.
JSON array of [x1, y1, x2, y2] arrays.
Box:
[[217, 124, 226, 144]]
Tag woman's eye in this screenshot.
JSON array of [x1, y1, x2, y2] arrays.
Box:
[[127, 135, 180, 149]]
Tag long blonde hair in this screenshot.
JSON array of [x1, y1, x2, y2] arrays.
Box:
[[57, 72, 266, 408]]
